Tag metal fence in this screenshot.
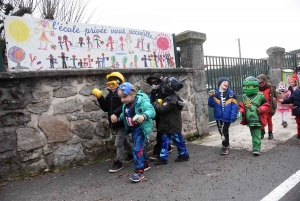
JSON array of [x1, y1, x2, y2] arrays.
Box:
[[283, 52, 297, 69], [205, 56, 269, 96]]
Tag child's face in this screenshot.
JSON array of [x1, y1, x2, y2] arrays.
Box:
[[289, 81, 295, 87], [106, 80, 119, 93], [118, 90, 135, 104], [219, 81, 229, 91]]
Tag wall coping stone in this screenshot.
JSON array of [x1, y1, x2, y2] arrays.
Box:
[[0, 68, 193, 79], [176, 30, 207, 45]]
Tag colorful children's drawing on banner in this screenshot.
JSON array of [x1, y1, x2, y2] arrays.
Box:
[[3, 15, 176, 71]]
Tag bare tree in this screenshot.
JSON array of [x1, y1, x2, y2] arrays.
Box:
[[37, 0, 94, 23]]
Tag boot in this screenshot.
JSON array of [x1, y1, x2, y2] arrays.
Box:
[[261, 130, 265, 139], [283, 121, 287, 128], [268, 131, 273, 140]]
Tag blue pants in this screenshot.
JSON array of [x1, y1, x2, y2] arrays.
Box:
[[160, 133, 189, 161], [131, 126, 148, 173]]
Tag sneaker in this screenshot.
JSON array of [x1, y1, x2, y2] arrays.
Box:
[[261, 130, 265, 139], [109, 160, 124, 173], [283, 121, 287, 128], [154, 158, 168, 165], [253, 150, 260, 156], [144, 164, 151, 171], [175, 155, 190, 162], [297, 135, 300, 140], [168, 149, 173, 153], [268, 131, 273, 140], [220, 146, 229, 155], [130, 173, 146, 182], [123, 154, 134, 163], [149, 154, 159, 161]]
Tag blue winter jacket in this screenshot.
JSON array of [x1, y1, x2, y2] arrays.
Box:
[[282, 88, 300, 116], [208, 89, 238, 123]]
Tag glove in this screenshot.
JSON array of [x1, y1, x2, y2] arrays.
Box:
[[178, 98, 187, 107], [157, 99, 163, 105], [208, 90, 215, 97], [92, 88, 102, 98]]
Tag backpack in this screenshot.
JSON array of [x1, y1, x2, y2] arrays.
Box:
[[164, 76, 183, 93]]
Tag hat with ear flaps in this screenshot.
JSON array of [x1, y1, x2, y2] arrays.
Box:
[[146, 73, 163, 85], [217, 77, 230, 87]]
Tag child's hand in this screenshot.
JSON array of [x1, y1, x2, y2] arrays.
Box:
[[277, 98, 283, 102], [133, 115, 145, 124], [110, 114, 118, 123], [257, 108, 262, 114], [92, 88, 102, 98], [208, 90, 215, 97]]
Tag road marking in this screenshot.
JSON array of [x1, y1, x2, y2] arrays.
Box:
[[261, 170, 300, 201]]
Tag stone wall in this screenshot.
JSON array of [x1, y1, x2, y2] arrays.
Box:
[[0, 68, 201, 178]]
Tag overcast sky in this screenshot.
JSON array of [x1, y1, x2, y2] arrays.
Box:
[[84, 0, 300, 59]]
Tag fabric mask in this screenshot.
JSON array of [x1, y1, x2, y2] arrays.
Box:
[[243, 79, 259, 96], [243, 87, 259, 96], [151, 84, 160, 90]]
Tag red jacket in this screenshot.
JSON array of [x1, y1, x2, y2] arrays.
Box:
[[238, 102, 270, 127]]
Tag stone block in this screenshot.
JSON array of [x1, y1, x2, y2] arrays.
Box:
[[43, 144, 58, 155], [25, 159, 48, 173], [72, 122, 94, 139], [54, 144, 86, 166], [53, 86, 77, 98], [83, 99, 100, 112], [32, 90, 50, 100], [0, 127, 17, 153], [94, 120, 110, 138], [0, 112, 31, 127], [20, 149, 42, 162], [39, 115, 71, 143], [79, 85, 100, 96], [17, 127, 44, 151], [53, 99, 82, 114], [27, 100, 51, 114]]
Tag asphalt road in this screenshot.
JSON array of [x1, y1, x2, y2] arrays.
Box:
[[0, 136, 299, 201]]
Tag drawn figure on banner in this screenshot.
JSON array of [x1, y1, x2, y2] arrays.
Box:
[[152, 33, 173, 65], [58, 52, 69, 69], [129, 62, 134, 68], [106, 36, 114, 51], [119, 36, 125, 51], [146, 42, 151, 52], [159, 55, 164, 68], [62, 35, 72, 52], [94, 34, 104, 48], [163, 54, 168, 68], [122, 56, 128, 68], [87, 54, 93, 68], [140, 37, 145, 51], [70, 55, 78, 68], [135, 38, 141, 49], [86, 36, 93, 51], [115, 61, 120, 68], [111, 55, 116, 68], [46, 54, 57, 69], [134, 55, 138, 68], [125, 33, 134, 54], [8, 46, 28, 70], [78, 37, 85, 47], [153, 51, 158, 67], [83, 58, 88, 68], [35, 19, 55, 50], [96, 57, 102, 68], [78, 58, 83, 68], [141, 55, 150, 67], [100, 53, 109, 68], [150, 54, 155, 67], [29, 54, 37, 67], [58, 36, 63, 50], [169, 56, 175, 67]]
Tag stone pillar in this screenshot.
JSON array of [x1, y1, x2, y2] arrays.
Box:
[[176, 30, 209, 136], [266, 46, 285, 85]]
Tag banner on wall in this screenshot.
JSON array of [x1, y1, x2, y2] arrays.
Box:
[[3, 15, 176, 71]]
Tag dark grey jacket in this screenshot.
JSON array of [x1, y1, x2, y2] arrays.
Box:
[[153, 92, 183, 134]]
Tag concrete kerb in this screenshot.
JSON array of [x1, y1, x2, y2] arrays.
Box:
[[190, 112, 297, 152]]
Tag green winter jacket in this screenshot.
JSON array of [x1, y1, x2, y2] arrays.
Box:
[[119, 90, 156, 139]]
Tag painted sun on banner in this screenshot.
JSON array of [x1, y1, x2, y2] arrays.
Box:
[[3, 15, 176, 71]]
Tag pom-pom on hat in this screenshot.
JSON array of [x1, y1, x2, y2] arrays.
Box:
[[218, 77, 230, 87], [119, 82, 135, 95]]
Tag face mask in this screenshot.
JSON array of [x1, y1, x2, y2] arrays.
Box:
[[151, 84, 160, 90], [243, 87, 258, 96]]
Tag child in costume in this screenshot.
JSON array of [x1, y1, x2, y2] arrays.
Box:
[[288, 74, 297, 119], [256, 74, 279, 140], [113, 82, 155, 182], [208, 77, 238, 155], [238, 76, 270, 156], [275, 82, 291, 128], [153, 76, 190, 165], [92, 72, 133, 173], [278, 73, 300, 140]]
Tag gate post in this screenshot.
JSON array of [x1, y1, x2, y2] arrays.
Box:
[[266, 46, 285, 85], [176, 30, 209, 136]]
